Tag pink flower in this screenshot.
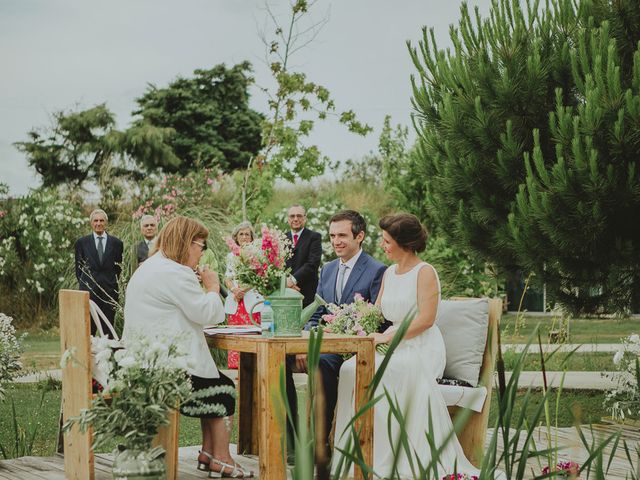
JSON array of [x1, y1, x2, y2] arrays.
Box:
[[207, 178, 214, 185], [354, 292, 364, 301], [225, 237, 240, 256]]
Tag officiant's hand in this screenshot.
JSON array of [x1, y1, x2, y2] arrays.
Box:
[[199, 266, 220, 294], [232, 287, 247, 301], [292, 354, 308, 373]]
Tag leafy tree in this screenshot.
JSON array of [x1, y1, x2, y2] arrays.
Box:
[[133, 63, 264, 174], [409, 0, 640, 314], [14, 104, 177, 197], [239, 0, 372, 219]]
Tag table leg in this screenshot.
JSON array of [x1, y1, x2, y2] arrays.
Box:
[[354, 341, 375, 480], [257, 342, 287, 480], [237, 352, 257, 455]]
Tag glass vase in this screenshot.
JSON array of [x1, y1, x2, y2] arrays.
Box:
[[112, 445, 166, 480]]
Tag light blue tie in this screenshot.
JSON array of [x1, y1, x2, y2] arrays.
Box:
[[336, 264, 348, 303]]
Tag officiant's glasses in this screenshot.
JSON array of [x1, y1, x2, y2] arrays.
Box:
[[192, 240, 208, 251]]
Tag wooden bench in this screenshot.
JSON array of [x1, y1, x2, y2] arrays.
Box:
[[446, 297, 501, 466], [59, 289, 179, 480]]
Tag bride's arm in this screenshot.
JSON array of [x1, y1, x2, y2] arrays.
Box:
[[371, 265, 438, 344]]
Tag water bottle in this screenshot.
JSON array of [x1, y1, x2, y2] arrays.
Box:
[[261, 301, 275, 337]]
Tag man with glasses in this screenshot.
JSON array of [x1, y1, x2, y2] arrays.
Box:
[[136, 215, 158, 265], [74, 208, 124, 336], [285, 204, 322, 307]]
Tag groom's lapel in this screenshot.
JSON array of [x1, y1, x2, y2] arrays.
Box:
[[340, 254, 368, 304]]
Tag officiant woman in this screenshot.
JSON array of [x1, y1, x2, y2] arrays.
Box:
[[123, 215, 254, 478]]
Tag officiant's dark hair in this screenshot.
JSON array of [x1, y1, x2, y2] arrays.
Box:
[[379, 213, 428, 253], [329, 210, 366, 241]]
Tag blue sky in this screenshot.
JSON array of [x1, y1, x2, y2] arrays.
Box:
[[0, 0, 490, 195]]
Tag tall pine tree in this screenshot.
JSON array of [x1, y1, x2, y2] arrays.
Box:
[[410, 0, 640, 313]]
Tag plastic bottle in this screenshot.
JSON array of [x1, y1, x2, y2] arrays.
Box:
[[261, 301, 275, 337]]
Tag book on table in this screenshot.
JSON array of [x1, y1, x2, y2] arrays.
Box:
[[203, 325, 262, 335]]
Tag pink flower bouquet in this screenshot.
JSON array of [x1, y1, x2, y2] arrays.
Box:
[[321, 294, 386, 355], [542, 461, 580, 478], [229, 225, 292, 297], [441, 475, 479, 480]]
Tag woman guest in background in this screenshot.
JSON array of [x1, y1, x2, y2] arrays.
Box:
[[123, 215, 253, 478], [224, 221, 262, 369]]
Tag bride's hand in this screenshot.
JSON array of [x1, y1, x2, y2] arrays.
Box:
[[368, 332, 388, 345]]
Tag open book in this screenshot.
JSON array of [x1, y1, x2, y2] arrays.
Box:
[[203, 325, 262, 335]]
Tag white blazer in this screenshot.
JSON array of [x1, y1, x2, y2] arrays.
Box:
[[123, 252, 225, 378]]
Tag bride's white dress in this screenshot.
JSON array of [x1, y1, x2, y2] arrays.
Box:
[[332, 262, 480, 479]]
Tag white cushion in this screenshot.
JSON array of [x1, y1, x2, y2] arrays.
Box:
[[436, 298, 489, 387]]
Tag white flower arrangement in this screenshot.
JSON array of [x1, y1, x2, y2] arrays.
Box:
[[0, 313, 24, 400], [63, 333, 194, 451], [604, 333, 640, 421]]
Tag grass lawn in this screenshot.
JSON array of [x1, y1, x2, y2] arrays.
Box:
[[19, 329, 61, 371], [500, 313, 640, 345], [0, 382, 608, 459], [502, 351, 615, 371]]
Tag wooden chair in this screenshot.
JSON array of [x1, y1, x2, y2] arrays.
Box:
[[446, 297, 502, 466], [59, 289, 179, 480]]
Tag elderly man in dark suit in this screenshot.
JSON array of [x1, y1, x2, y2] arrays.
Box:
[[286, 209, 387, 459], [285, 204, 322, 307], [74, 208, 123, 335], [136, 214, 158, 265]]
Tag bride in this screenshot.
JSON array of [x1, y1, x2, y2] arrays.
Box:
[[332, 213, 480, 479]]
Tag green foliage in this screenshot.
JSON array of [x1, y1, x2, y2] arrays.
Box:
[[63, 336, 193, 451], [239, 0, 371, 218], [423, 236, 501, 298], [410, 0, 640, 314], [0, 189, 85, 321], [510, 9, 640, 314], [133, 63, 264, 174], [14, 105, 178, 208]]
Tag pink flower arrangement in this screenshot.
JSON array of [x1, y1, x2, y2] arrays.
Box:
[[542, 461, 580, 478], [321, 293, 384, 338], [441, 475, 479, 480], [231, 226, 292, 296]]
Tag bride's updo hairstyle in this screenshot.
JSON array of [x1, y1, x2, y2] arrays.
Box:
[[379, 213, 428, 253]]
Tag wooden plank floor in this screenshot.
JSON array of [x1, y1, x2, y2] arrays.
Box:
[[0, 424, 637, 479]]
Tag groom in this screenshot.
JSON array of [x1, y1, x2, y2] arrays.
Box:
[[286, 210, 387, 455]]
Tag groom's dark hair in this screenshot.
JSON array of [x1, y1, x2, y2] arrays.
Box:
[[329, 210, 366, 242]]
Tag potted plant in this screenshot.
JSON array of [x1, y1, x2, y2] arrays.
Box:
[[63, 335, 193, 479]]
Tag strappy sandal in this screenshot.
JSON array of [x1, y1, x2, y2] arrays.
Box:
[[208, 457, 254, 478], [197, 450, 214, 472]]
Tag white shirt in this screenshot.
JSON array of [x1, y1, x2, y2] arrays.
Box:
[[123, 252, 225, 378], [290, 228, 305, 241], [93, 231, 108, 250], [337, 248, 363, 293]]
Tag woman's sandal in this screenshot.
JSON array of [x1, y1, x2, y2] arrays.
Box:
[[208, 457, 254, 478], [197, 450, 214, 472]]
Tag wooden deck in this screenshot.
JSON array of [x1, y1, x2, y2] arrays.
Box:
[[0, 424, 637, 479]]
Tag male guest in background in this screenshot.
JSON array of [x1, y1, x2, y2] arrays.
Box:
[[285, 204, 322, 307], [74, 209, 123, 336], [286, 210, 386, 459], [136, 215, 158, 264]]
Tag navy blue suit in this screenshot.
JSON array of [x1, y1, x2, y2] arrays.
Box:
[[74, 233, 123, 334], [286, 251, 387, 451]]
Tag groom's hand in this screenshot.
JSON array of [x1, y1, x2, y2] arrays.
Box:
[[292, 354, 308, 373]]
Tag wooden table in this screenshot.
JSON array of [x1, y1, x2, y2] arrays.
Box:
[[206, 334, 375, 480]]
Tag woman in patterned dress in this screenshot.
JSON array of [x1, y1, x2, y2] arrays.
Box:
[[224, 221, 262, 369]]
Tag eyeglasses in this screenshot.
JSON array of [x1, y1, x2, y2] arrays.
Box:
[[192, 240, 207, 251]]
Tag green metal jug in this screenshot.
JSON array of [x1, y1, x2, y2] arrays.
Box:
[[251, 275, 326, 336]]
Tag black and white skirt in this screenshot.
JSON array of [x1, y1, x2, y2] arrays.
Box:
[[180, 372, 236, 418]]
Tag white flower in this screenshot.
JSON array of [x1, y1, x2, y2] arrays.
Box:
[[613, 350, 623, 366], [629, 334, 640, 344], [60, 347, 77, 368]]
